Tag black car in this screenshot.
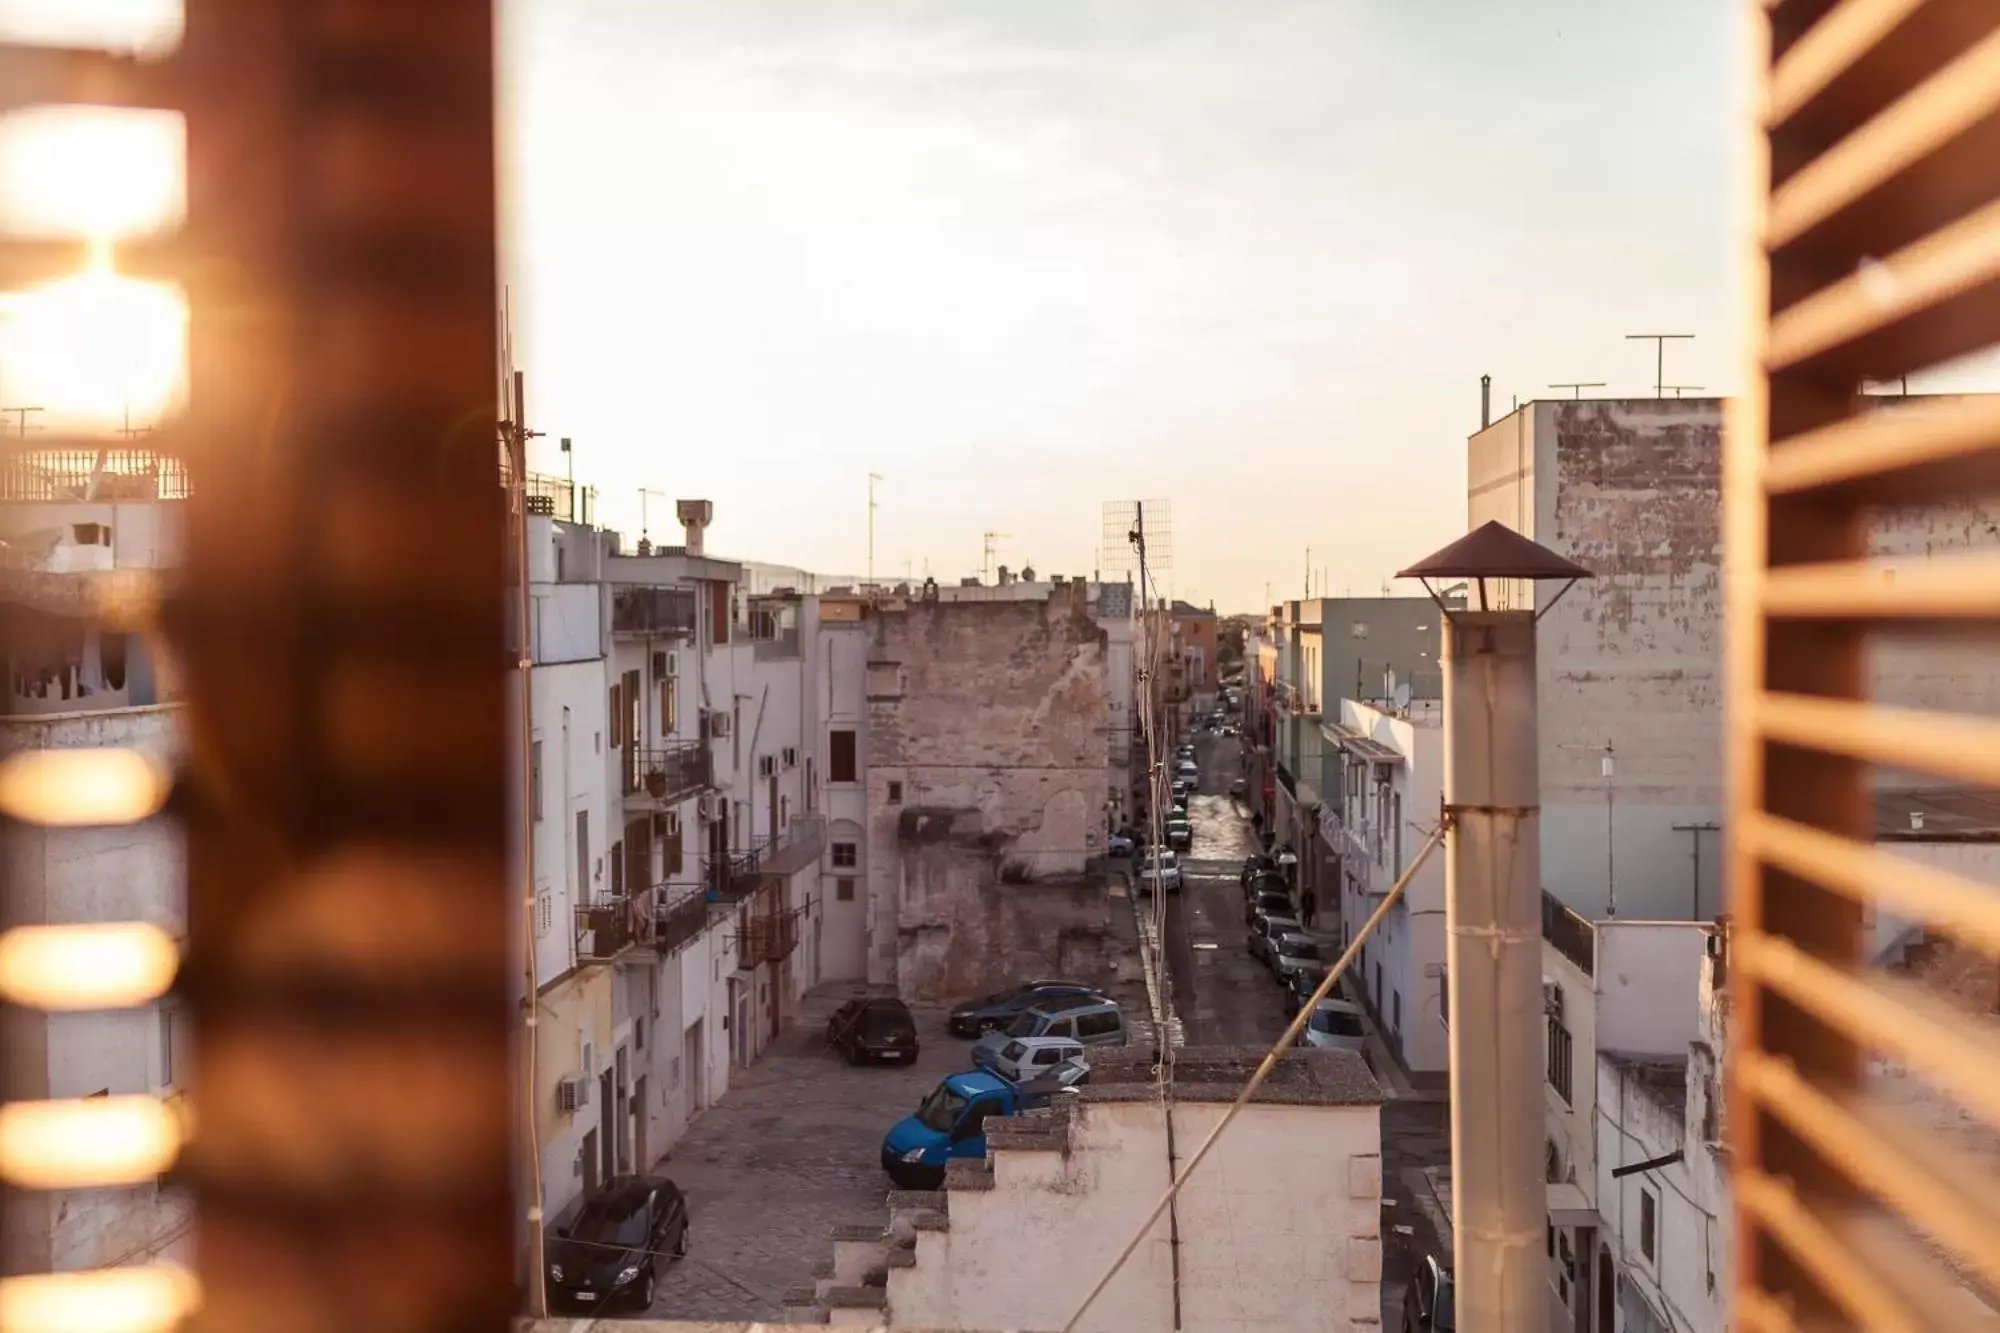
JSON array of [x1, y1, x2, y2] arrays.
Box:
[[1282, 965, 1323, 1017], [545, 1175, 689, 1313], [1239, 853, 1277, 887], [1402, 1254, 1455, 1332], [828, 997, 920, 1063], [1245, 889, 1292, 929], [949, 981, 1106, 1037]]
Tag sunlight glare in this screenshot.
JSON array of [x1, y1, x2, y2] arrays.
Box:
[[0, 261, 187, 428], [0, 106, 185, 240], [0, 0, 182, 58]]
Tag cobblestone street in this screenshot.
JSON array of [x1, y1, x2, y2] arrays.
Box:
[[641, 990, 954, 1322]]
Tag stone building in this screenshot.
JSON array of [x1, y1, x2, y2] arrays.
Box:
[[861, 577, 1131, 999]]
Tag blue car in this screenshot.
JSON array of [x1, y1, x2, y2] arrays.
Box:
[[881, 1062, 1089, 1188], [947, 980, 1105, 1037]]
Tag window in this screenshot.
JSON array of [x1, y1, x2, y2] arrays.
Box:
[[836, 878, 856, 902], [806, 757, 816, 810], [158, 1001, 186, 1090], [1392, 990, 1401, 1034], [1547, 1015, 1573, 1105], [829, 729, 858, 783], [1077, 1011, 1120, 1039], [887, 780, 903, 804], [634, 1016, 646, 1052], [660, 675, 677, 734], [831, 842, 858, 869], [609, 683, 623, 747], [1639, 1189, 1658, 1264], [576, 811, 590, 901]]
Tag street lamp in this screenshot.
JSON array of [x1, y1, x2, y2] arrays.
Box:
[[1397, 521, 1591, 1333]]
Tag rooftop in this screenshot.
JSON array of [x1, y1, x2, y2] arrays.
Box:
[[1876, 787, 2000, 841], [1079, 1044, 1383, 1107]]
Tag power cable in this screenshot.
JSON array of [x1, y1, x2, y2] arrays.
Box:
[[1059, 819, 1452, 1333]]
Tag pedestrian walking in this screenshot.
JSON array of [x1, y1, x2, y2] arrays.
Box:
[[1301, 888, 1316, 928]]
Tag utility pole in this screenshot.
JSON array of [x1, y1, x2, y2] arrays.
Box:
[[1625, 333, 1694, 398], [1547, 382, 1605, 400], [868, 472, 883, 585]]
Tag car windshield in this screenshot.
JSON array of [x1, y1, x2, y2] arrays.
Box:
[[1001, 1041, 1026, 1060], [1005, 1012, 1042, 1037], [1279, 938, 1321, 960], [566, 1192, 650, 1248], [1310, 1007, 1367, 1038], [864, 1006, 912, 1038], [915, 1083, 971, 1133]]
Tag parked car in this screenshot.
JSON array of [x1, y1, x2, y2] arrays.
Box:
[[1165, 819, 1192, 851], [1282, 965, 1323, 1017], [1303, 998, 1369, 1052], [1106, 832, 1135, 858], [827, 997, 920, 1064], [970, 995, 1127, 1070], [1401, 1254, 1455, 1332], [1247, 913, 1303, 965], [1174, 761, 1199, 783], [882, 1062, 1090, 1188], [544, 1175, 689, 1313], [1245, 870, 1289, 900], [1228, 777, 1247, 798], [948, 980, 1107, 1037], [1239, 853, 1277, 887], [1136, 848, 1182, 894], [1268, 932, 1326, 986], [983, 1034, 1086, 1084], [1245, 889, 1292, 928], [1171, 778, 1195, 802], [1170, 790, 1191, 814]]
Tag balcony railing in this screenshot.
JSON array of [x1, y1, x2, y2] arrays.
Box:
[[652, 881, 713, 956], [741, 908, 803, 968], [622, 740, 710, 804], [612, 586, 698, 638], [717, 814, 827, 904], [1541, 890, 1595, 979], [576, 890, 652, 961]]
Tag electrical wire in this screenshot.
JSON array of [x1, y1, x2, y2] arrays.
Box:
[[1059, 819, 1451, 1333]]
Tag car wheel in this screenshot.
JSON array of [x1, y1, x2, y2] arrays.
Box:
[[639, 1269, 656, 1309], [673, 1222, 690, 1258]]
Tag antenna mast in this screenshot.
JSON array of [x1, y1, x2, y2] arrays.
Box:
[[868, 472, 883, 585], [1547, 382, 1606, 400], [1624, 333, 1694, 398], [982, 530, 1011, 582]]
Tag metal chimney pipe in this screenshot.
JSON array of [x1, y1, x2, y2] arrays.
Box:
[[1443, 609, 1548, 1333], [1480, 374, 1492, 428]]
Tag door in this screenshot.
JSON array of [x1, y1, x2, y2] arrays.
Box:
[[614, 1047, 630, 1172], [735, 988, 751, 1068], [581, 1127, 600, 1194], [598, 1067, 615, 1183], [631, 1075, 648, 1174], [950, 1098, 1003, 1160], [1572, 1225, 1594, 1333], [683, 1020, 704, 1116], [1596, 1249, 1614, 1333], [768, 774, 778, 839]]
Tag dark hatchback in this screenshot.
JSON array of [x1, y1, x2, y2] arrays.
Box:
[[1402, 1254, 1455, 1331], [949, 980, 1105, 1037], [1245, 889, 1293, 929], [829, 997, 921, 1063], [545, 1175, 689, 1314]]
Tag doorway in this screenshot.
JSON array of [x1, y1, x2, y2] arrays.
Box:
[[1597, 1248, 1614, 1333], [597, 1067, 615, 1184], [632, 1074, 648, 1172], [683, 1019, 705, 1117], [613, 1047, 630, 1173], [581, 1127, 599, 1194]]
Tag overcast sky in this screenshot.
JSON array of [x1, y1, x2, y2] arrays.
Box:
[[501, 0, 1748, 611]]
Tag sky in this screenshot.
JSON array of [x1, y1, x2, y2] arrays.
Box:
[[500, 0, 1752, 612]]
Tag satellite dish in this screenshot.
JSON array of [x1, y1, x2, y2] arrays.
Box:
[[1394, 683, 1412, 711]]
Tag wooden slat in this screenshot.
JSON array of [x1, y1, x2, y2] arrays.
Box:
[[1768, 0, 1929, 126], [0, 44, 176, 114], [1763, 392, 2000, 500], [1769, 24, 2000, 248], [1734, 1169, 1928, 1333], [0, 234, 184, 290], [1757, 690, 2000, 787], [1731, 1287, 1803, 1333], [1767, 191, 2000, 378], [1743, 810, 2000, 957], [1762, 555, 2000, 618], [1737, 1049, 2000, 1292], [1736, 929, 2000, 1131]]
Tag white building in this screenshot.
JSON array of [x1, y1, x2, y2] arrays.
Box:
[[792, 1047, 1387, 1331], [1325, 697, 1446, 1075], [0, 467, 189, 1275]]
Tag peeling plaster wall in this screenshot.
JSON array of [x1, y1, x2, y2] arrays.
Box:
[[863, 587, 1115, 996], [1471, 397, 2000, 922]]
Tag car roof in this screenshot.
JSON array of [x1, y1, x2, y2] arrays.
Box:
[[861, 996, 911, 1012], [1312, 998, 1363, 1015], [946, 1070, 1012, 1096], [1029, 994, 1117, 1017], [1012, 1033, 1084, 1048], [1277, 931, 1317, 944]]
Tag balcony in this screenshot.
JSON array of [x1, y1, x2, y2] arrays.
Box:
[[622, 741, 710, 807], [652, 881, 712, 956], [576, 890, 652, 961], [1542, 890, 1595, 978], [612, 586, 698, 638], [717, 814, 827, 904], [739, 907, 804, 968], [1323, 811, 1382, 872]]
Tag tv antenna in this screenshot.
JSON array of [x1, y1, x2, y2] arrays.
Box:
[[638, 488, 666, 542], [1662, 384, 1705, 398], [1548, 382, 1605, 400], [982, 530, 1011, 582], [0, 405, 43, 438], [1625, 333, 1694, 398], [868, 472, 883, 584]]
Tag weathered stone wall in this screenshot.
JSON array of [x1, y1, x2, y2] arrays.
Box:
[[863, 586, 1115, 994]]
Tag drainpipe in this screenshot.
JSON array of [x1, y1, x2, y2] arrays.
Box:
[[1443, 609, 1548, 1333]]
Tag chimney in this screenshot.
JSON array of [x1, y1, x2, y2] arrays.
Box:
[[1480, 374, 1492, 428], [676, 499, 712, 556], [997, 565, 1012, 586]]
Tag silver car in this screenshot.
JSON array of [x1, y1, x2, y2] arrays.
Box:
[[1247, 913, 1302, 965], [1268, 931, 1326, 986], [1301, 999, 1368, 1051], [984, 1035, 1085, 1085]]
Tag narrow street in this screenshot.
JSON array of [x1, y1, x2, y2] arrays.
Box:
[[1154, 722, 1450, 1326]]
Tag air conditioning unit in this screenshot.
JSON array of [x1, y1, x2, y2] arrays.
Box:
[[556, 1074, 590, 1113], [699, 791, 722, 822], [782, 746, 798, 769], [758, 755, 776, 779], [706, 710, 732, 738], [1543, 980, 1564, 1019], [655, 809, 680, 838]]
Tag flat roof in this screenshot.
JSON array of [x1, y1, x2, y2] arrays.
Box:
[[1324, 722, 1402, 763], [1080, 1045, 1382, 1107], [1877, 787, 2000, 841]]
